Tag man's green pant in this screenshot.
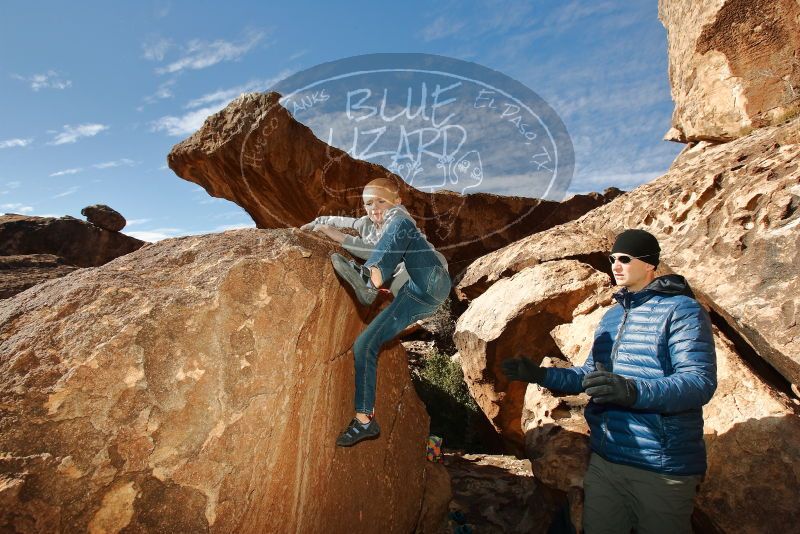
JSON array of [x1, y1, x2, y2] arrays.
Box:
[[583, 453, 701, 534]]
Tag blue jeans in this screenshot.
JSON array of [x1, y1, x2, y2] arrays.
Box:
[[353, 216, 451, 414]]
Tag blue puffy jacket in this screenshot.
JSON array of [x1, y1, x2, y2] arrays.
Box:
[[542, 275, 717, 475]]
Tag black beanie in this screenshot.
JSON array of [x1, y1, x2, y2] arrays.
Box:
[[611, 229, 660, 267]]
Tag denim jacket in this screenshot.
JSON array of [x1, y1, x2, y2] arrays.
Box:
[[312, 205, 447, 293]]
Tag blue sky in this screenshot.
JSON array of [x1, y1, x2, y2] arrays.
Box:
[[0, 1, 681, 242]]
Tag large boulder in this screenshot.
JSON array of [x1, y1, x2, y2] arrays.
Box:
[[167, 91, 621, 272], [81, 204, 126, 232], [0, 214, 144, 268], [659, 0, 800, 142], [455, 224, 612, 301], [696, 325, 800, 533], [453, 259, 610, 453], [0, 254, 78, 299], [0, 229, 443, 533], [457, 117, 800, 388]]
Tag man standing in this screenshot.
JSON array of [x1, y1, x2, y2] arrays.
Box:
[[501, 229, 717, 534]]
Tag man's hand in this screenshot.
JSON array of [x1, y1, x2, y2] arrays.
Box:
[[581, 371, 638, 406], [500, 357, 546, 384], [313, 224, 347, 244]]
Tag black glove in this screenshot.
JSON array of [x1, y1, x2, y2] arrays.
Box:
[[581, 370, 638, 407], [500, 357, 546, 384]]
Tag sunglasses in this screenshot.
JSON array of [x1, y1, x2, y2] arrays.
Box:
[[608, 254, 647, 265]]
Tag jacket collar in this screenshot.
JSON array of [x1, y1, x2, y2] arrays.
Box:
[[613, 274, 695, 309], [613, 287, 651, 309]]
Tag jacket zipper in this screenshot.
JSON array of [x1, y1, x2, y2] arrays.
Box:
[[601, 301, 630, 453], [610, 305, 630, 367]]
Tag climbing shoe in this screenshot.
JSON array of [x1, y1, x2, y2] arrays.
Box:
[[331, 253, 378, 306], [335, 417, 381, 447]]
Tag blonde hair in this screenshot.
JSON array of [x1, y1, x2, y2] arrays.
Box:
[[363, 178, 400, 202]]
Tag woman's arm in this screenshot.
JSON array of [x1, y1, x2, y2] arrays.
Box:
[[301, 215, 359, 230]]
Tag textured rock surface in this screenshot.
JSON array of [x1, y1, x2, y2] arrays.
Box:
[[456, 225, 613, 301], [522, 299, 612, 532], [659, 0, 800, 142], [415, 462, 452, 534], [453, 260, 610, 452], [0, 229, 442, 533], [0, 254, 78, 299], [81, 204, 126, 232], [522, 380, 589, 534], [167, 91, 621, 272], [696, 326, 800, 533], [0, 214, 144, 268], [457, 117, 800, 387]]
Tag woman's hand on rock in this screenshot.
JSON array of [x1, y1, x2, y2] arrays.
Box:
[[313, 224, 347, 244]]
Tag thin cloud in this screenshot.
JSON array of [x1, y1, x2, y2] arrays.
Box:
[[154, 2, 171, 19], [288, 50, 308, 61], [150, 104, 225, 136], [419, 0, 540, 42], [127, 224, 255, 241], [52, 186, 79, 198], [420, 16, 467, 42], [1, 203, 34, 214], [215, 223, 256, 231], [49, 123, 109, 145], [93, 158, 136, 169], [198, 196, 227, 205], [0, 138, 33, 149], [209, 210, 251, 220], [142, 36, 173, 61], [544, 0, 619, 31], [11, 70, 72, 91], [125, 227, 184, 242], [49, 167, 83, 177], [548, 79, 669, 120], [185, 85, 257, 109], [155, 30, 265, 74], [48, 159, 134, 177], [142, 78, 177, 106], [184, 72, 291, 109], [126, 218, 152, 226], [6, 181, 21, 188], [151, 72, 292, 137]]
